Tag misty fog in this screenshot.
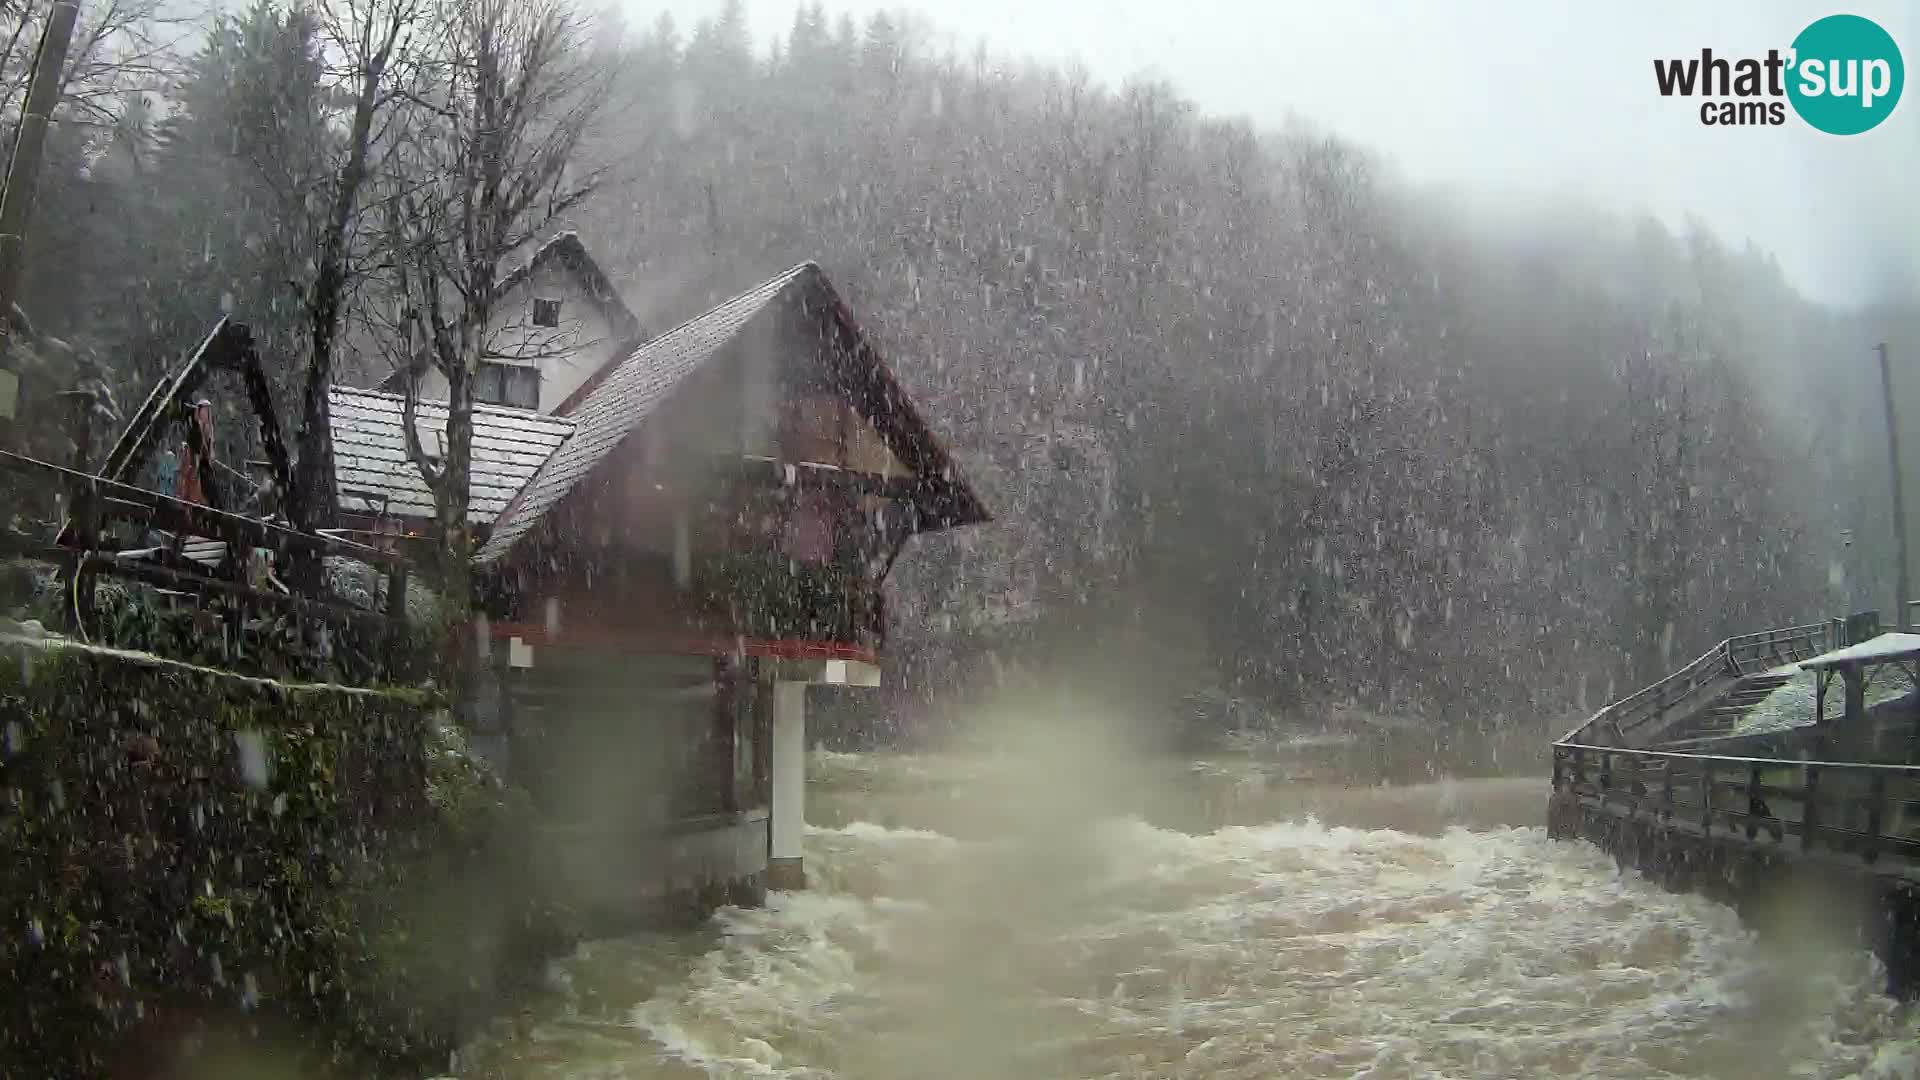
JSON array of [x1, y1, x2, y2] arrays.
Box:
[[4, 0, 1918, 1076]]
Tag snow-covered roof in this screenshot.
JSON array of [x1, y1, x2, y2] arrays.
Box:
[[1800, 632, 1920, 670], [329, 385, 576, 525]]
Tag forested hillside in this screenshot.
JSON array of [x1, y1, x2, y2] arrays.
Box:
[[9, 0, 1912, 737]]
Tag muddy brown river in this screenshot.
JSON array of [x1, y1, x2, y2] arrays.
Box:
[[458, 742, 1920, 1079]]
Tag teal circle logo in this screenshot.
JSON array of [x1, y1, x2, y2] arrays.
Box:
[[1787, 14, 1904, 135]]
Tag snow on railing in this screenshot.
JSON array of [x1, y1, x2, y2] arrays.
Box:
[[1557, 621, 1837, 748], [1552, 617, 1920, 870]]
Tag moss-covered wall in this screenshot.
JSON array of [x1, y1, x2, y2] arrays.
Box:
[[0, 632, 555, 1078]]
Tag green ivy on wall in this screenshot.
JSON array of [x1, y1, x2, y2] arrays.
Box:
[[0, 635, 564, 1079]]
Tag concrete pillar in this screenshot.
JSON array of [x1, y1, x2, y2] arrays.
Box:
[[768, 680, 807, 890]]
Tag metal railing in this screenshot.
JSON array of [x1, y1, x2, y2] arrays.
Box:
[[1725, 622, 1837, 675], [1559, 621, 1836, 746], [1553, 741, 1920, 865]]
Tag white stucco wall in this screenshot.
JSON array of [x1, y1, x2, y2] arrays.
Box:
[[490, 264, 624, 412], [410, 267, 626, 414]]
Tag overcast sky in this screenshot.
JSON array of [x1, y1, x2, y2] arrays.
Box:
[[635, 0, 1918, 309]]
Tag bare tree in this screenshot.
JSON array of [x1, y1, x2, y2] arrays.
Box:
[[0, 0, 180, 142], [284, 0, 423, 545], [384, 0, 609, 709]]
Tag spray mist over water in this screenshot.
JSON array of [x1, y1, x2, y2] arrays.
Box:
[[463, 694, 1920, 1079]]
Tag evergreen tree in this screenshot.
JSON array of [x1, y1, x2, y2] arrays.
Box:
[[141, 2, 330, 400]]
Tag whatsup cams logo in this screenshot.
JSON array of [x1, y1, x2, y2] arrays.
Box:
[[1653, 13, 1904, 133]]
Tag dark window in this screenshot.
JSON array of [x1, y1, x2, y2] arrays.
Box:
[[473, 362, 501, 404], [475, 361, 539, 410], [532, 297, 562, 327]]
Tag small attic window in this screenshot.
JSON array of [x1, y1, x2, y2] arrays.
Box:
[[532, 297, 562, 327]]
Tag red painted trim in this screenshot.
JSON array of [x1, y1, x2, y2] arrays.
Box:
[[487, 621, 877, 664]]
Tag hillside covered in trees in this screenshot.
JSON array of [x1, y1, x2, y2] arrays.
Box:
[[10, 0, 1915, 740]]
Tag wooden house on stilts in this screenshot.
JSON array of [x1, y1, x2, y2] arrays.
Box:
[[326, 243, 987, 918]]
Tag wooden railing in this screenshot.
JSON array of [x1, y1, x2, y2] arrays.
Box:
[[1553, 741, 1920, 865], [1559, 621, 1836, 746], [1724, 622, 1835, 675]]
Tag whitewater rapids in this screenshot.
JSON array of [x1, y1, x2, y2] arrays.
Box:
[[461, 757, 1919, 1079]]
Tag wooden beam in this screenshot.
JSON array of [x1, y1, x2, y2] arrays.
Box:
[[63, 320, 295, 542], [57, 320, 231, 547], [2, 449, 408, 569], [93, 319, 234, 487], [383, 563, 409, 654], [768, 657, 881, 686], [0, 537, 392, 629], [731, 454, 929, 501], [219, 330, 293, 516], [56, 389, 97, 624], [483, 619, 878, 664], [814, 293, 988, 527]]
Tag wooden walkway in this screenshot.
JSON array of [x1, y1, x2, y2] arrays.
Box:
[[1553, 614, 1920, 878], [1553, 742, 1920, 877]]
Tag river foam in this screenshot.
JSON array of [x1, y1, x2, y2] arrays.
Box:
[[468, 801, 1920, 1079]]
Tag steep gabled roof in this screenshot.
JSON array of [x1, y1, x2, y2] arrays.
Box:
[[494, 232, 640, 342], [474, 264, 809, 562], [474, 262, 988, 566], [374, 231, 643, 394], [329, 385, 575, 525]]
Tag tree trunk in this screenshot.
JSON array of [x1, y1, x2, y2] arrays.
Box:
[[438, 360, 476, 720], [288, 29, 394, 551], [0, 0, 79, 445]]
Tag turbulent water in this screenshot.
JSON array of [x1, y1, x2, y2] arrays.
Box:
[[462, 750, 1920, 1080]]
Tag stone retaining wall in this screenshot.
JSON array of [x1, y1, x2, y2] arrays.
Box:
[[0, 633, 493, 1078]]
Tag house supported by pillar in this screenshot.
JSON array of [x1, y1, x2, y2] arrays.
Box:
[[332, 256, 986, 923], [764, 657, 881, 887]]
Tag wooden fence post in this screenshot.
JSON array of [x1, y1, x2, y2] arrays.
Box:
[[1867, 772, 1887, 864], [1703, 761, 1714, 836], [382, 564, 408, 679], [57, 388, 97, 626], [1802, 764, 1820, 852]]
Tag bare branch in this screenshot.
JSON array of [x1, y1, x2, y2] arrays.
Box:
[[389, 197, 446, 492]]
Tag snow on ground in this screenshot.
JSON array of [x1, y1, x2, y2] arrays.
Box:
[[1734, 662, 1913, 735]]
